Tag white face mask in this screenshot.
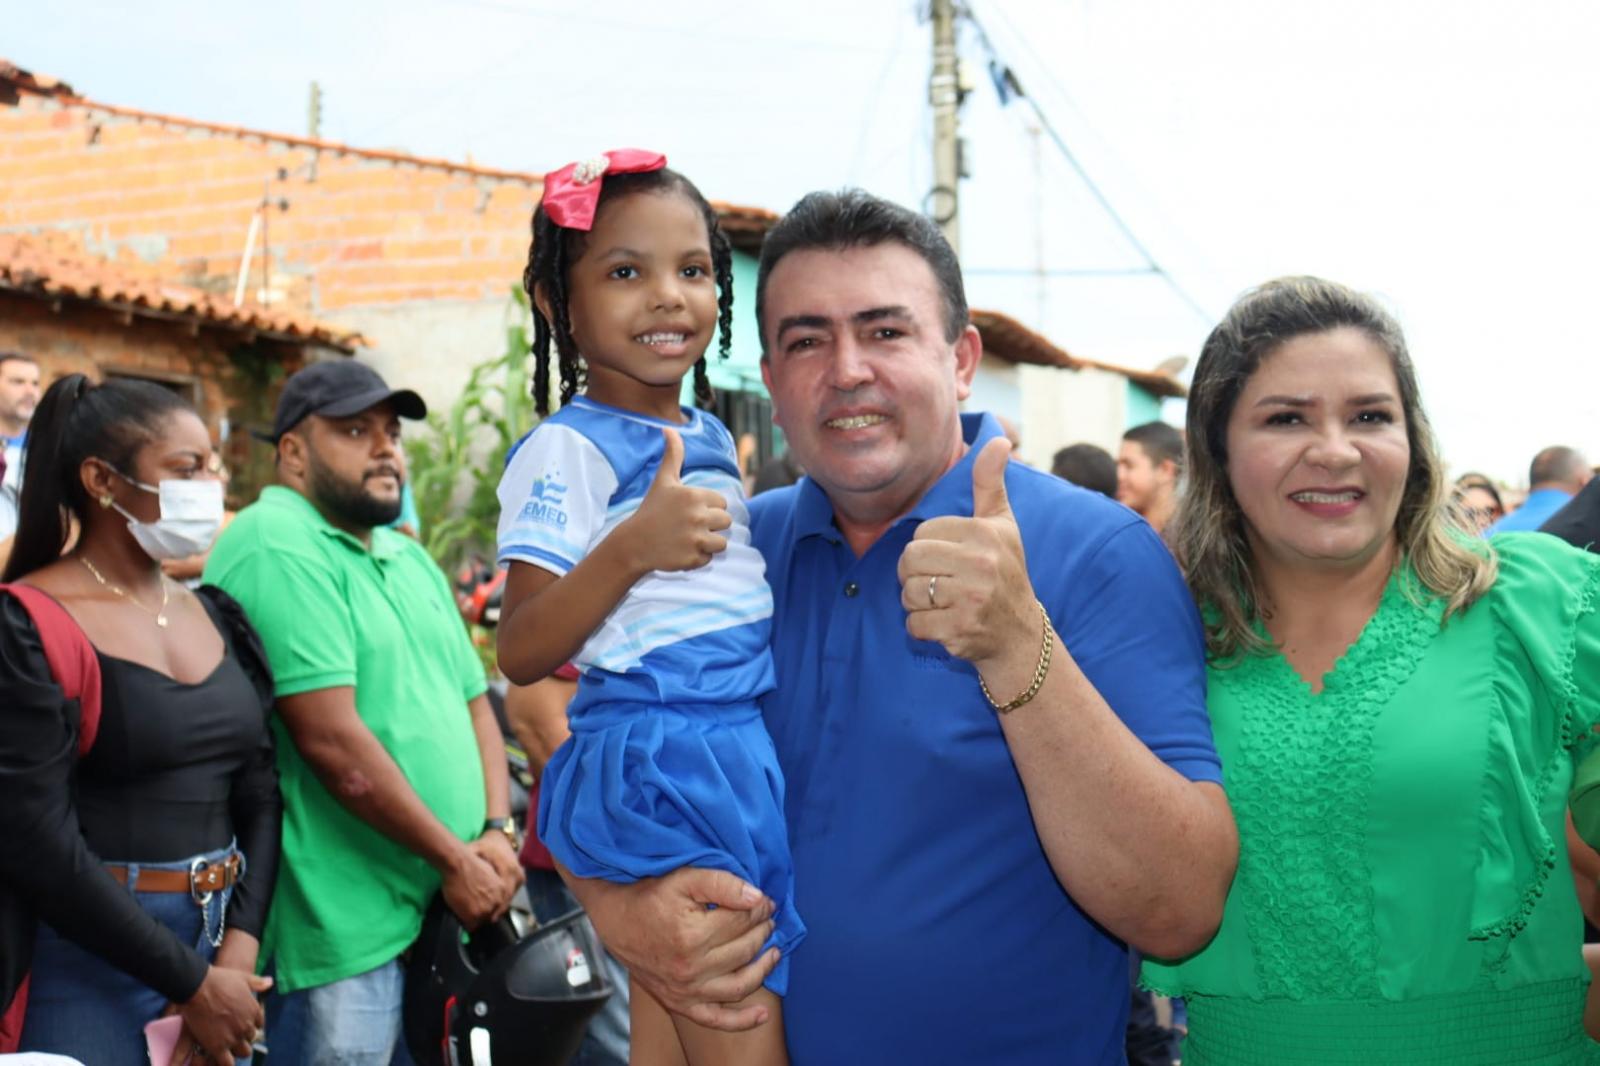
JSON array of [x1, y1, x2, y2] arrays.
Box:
[[109, 473, 226, 561]]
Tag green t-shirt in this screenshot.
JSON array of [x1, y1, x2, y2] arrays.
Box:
[[205, 485, 488, 992]]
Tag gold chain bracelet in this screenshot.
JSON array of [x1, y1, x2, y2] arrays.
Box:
[[978, 599, 1054, 715]]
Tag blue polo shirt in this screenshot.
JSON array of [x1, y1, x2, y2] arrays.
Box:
[[1487, 487, 1574, 535], [750, 413, 1220, 1065]]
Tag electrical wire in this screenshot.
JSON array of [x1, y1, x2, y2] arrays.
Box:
[[848, 29, 916, 182], [964, 266, 1159, 278], [962, 1, 1215, 323]]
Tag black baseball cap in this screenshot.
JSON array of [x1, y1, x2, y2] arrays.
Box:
[[258, 359, 427, 443]]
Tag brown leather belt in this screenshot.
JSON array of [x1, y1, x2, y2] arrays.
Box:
[[106, 853, 242, 898]]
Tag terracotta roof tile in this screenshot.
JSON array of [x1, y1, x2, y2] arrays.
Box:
[[971, 308, 1186, 399], [0, 231, 363, 351], [0, 59, 75, 102]]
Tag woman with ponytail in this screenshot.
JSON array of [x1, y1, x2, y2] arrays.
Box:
[[0, 375, 281, 1066]]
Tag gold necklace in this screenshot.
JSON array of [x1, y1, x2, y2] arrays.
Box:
[[79, 555, 171, 627]]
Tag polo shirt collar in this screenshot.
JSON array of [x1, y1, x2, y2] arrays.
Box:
[[1526, 487, 1574, 507], [904, 413, 1000, 524], [790, 412, 1003, 543], [262, 484, 402, 559]]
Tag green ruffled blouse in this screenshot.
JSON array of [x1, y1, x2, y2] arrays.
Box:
[[1145, 533, 1600, 1065]]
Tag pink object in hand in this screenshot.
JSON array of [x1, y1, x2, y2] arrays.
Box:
[[143, 1014, 183, 1065]]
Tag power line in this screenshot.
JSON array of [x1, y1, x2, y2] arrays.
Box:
[[847, 29, 915, 182], [962, 2, 1214, 324], [964, 266, 1161, 279]]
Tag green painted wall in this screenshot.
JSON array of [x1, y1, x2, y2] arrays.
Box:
[[1125, 382, 1162, 427], [683, 249, 767, 401]]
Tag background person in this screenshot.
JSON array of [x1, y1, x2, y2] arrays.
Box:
[[503, 673, 630, 1066], [1117, 421, 1184, 534], [1453, 472, 1506, 534], [1146, 276, 1600, 1063], [0, 353, 41, 541], [205, 361, 519, 1066], [1541, 475, 1600, 554], [1489, 445, 1592, 534], [0, 376, 278, 1066], [1050, 442, 1118, 497]]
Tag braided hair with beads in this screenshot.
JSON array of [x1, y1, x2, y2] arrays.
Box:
[[523, 168, 734, 417]]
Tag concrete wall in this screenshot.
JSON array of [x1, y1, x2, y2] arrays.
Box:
[[970, 357, 1130, 468], [322, 297, 515, 416]]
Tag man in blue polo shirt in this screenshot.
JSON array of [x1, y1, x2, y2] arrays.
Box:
[[566, 191, 1237, 1063], [1487, 444, 1591, 535]]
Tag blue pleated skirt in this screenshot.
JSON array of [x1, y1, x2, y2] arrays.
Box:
[[536, 698, 805, 995]]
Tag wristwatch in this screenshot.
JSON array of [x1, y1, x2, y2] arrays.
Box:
[[483, 816, 519, 850]]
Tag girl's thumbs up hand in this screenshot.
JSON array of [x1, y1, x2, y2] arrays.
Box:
[[618, 427, 732, 574], [896, 437, 1038, 667]]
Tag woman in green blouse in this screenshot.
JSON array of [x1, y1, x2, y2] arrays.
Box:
[[1145, 276, 1600, 1064]]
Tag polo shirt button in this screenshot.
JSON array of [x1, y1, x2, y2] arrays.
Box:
[[844, 581, 859, 598]]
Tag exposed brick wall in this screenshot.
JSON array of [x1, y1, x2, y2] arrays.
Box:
[[2, 292, 228, 422], [0, 291, 308, 503], [0, 94, 538, 317]]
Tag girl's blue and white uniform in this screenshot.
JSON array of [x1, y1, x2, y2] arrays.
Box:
[[497, 396, 804, 992]]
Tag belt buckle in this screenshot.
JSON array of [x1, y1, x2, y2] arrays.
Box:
[[188, 856, 215, 906]]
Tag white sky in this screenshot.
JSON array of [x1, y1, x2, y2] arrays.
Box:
[[11, 0, 1600, 484]]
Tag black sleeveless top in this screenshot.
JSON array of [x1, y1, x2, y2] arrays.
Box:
[[0, 586, 280, 1003]]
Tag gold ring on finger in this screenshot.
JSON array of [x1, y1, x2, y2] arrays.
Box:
[[928, 574, 938, 608]]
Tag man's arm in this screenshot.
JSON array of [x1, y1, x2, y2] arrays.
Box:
[[503, 674, 577, 774], [985, 645, 1234, 957], [275, 686, 509, 929], [562, 865, 779, 1030], [465, 692, 522, 909], [900, 439, 1238, 958], [469, 692, 512, 824]]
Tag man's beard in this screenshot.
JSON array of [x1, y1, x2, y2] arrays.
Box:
[[306, 451, 405, 531]]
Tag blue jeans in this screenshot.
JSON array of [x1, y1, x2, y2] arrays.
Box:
[[264, 958, 414, 1066], [18, 846, 232, 1066], [523, 866, 630, 1066]]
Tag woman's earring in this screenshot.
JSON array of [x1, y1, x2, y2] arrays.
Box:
[[98, 494, 113, 508]]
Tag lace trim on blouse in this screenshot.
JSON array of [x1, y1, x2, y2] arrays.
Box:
[[1230, 571, 1443, 999]]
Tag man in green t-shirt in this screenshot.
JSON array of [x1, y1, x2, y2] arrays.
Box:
[[206, 360, 521, 1065]]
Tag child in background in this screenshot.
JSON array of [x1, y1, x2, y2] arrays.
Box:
[[494, 150, 802, 1066]]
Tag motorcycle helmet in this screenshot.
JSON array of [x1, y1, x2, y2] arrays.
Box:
[[404, 895, 613, 1066]]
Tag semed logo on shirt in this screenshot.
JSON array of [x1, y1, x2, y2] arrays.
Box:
[[520, 471, 570, 529]]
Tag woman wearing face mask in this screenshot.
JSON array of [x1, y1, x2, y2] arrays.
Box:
[[0, 375, 280, 1066]]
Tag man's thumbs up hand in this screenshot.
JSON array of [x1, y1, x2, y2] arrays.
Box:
[[618, 427, 732, 575], [897, 434, 1035, 666], [970, 437, 1015, 520]]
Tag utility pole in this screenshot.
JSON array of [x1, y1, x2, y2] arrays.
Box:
[[307, 81, 323, 139], [307, 81, 322, 181], [928, 0, 962, 256]]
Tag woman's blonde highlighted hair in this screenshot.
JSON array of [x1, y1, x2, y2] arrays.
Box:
[[1171, 276, 1497, 661]]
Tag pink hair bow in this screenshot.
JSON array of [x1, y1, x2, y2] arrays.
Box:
[[540, 148, 668, 231]]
